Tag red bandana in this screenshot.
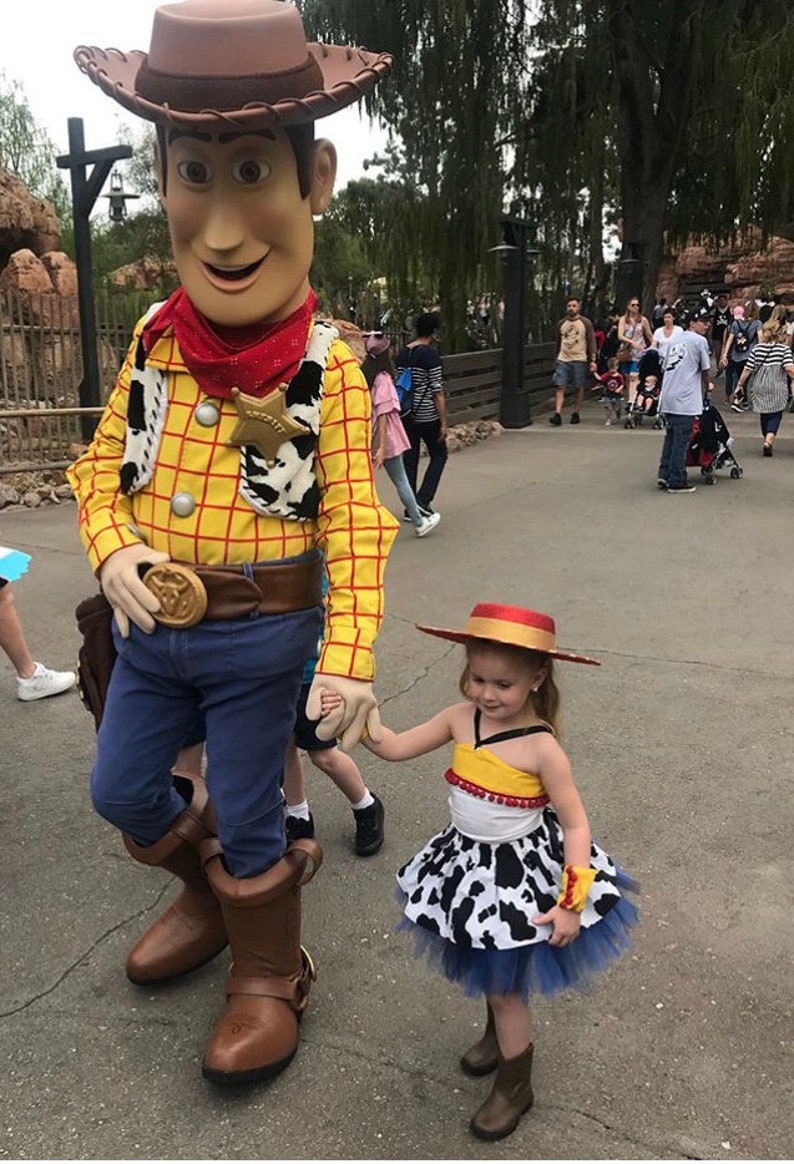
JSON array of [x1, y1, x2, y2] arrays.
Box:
[[142, 287, 317, 400]]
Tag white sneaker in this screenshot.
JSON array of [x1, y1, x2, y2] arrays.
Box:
[[415, 512, 441, 538], [17, 662, 77, 702]]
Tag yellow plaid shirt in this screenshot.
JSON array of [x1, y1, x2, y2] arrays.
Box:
[[67, 317, 398, 681]]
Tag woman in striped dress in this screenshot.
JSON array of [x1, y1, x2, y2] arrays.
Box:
[[736, 305, 794, 456]]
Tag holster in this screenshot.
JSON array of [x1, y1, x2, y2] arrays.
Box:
[[75, 591, 117, 731]]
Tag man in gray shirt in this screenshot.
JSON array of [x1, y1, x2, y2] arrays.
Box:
[[657, 305, 712, 493]]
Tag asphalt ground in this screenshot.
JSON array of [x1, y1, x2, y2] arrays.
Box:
[[1, 398, 792, 1161]]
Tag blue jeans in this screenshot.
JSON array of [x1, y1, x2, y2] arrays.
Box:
[[658, 413, 696, 487], [725, 361, 743, 400], [91, 603, 323, 878], [383, 454, 423, 526]]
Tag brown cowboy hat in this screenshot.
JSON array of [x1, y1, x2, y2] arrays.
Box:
[[74, 0, 393, 130]]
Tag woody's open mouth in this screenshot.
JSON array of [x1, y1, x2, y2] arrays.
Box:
[[204, 259, 264, 282]]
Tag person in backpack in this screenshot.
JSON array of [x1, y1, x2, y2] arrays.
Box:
[[361, 332, 440, 537], [720, 303, 760, 409], [396, 312, 449, 519]]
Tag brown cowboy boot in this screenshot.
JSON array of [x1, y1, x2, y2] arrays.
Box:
[[460, 1003, 498, 1076], [201, 837, 322, 1085], [470, 1044, 535, 1141], [122, 773, 227, 984]]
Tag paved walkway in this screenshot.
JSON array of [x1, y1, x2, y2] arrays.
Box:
[[1, 401, 791, 1160]]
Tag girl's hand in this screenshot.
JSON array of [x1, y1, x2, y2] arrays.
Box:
[[319, 687, 344, 718], [532, 904, 582, 947], [374, 448, 385, 470]]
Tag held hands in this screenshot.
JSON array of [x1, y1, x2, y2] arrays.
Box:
[[305, 673, 383, 752], [98, 543, 170, 637], [532, 903, 582, 947]]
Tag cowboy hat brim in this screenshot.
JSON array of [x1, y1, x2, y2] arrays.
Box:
[[415, 624, 601, 666], [74, 43, 393, 129]]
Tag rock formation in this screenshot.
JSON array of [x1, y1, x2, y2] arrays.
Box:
[[0, 170, 61, 268], [657, 228, 794, 303]]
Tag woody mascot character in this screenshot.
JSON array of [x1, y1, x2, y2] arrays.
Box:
[[66, 0, 398, 1085]]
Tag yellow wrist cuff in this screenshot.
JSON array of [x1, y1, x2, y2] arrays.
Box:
[[557, 864, 596, 913]]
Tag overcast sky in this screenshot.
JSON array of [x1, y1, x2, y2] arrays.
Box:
[[0, 0, 387, 192]]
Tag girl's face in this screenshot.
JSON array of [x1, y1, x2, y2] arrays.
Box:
[[465, 645, 544, 722]]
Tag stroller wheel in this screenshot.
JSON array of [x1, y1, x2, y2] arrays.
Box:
[[652, 419, 663, 429], [624, 418, 633, 429], [704, 473, 716, 485], [730, 466, 743, 479]]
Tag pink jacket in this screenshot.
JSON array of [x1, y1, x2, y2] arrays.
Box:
[[370, 371, 410, 459]]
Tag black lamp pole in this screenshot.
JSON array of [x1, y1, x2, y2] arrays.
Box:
[[496, 214, 534, 429], [56, 118, 132, 441]]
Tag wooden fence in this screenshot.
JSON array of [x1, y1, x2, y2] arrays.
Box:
[[0, 287, 556, 474]]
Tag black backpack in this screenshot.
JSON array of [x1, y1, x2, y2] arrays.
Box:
[[734, 323, 751, 354]]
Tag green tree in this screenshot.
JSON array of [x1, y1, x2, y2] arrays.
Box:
[[304, 0, 794, 333], [0, 72, 71, 229], [305, 1, 518, 348]]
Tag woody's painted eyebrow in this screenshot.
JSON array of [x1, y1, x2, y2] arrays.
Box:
[[166, 128, 277, 144]]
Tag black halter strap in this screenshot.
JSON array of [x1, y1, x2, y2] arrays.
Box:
[[473, 707, 553, 749]]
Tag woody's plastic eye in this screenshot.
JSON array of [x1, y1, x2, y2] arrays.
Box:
[[233, 158, 271, 185], [177, 160, 211, 184]]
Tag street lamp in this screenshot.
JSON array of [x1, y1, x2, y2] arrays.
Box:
[[493, 216, 539, 429], [57, 118, 133, 440], [104, 168, 140, 223]]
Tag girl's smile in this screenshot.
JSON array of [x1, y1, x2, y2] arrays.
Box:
[[465, 646, 542, 726]]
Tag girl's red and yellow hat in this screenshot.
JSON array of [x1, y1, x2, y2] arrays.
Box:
[[416, 602, 600, 666]]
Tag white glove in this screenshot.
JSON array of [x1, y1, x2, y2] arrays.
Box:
[[305, 673, 383, 752], [99, 544, 170, 637]]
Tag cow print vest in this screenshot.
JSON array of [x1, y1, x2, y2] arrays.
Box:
[[120, 314, 338, 522]]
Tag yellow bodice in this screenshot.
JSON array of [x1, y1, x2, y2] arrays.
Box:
[[446, 743, 550, 808]]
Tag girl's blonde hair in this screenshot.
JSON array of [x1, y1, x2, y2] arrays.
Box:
[[458, 640, 561, 734], [760, 303, 789, 343]]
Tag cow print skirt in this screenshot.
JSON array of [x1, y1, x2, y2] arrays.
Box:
[[395, 806, 638, 999]]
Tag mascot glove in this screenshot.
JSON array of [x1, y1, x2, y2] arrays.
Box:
[[99, 544, 171, 638], [305, 673, 383, 752]]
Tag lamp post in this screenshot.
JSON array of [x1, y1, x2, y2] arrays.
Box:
[[104, 168, 140, 223], [493, 215, 537, 429], [56, 118, 133, 441]]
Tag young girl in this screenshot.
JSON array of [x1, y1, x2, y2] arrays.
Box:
[[360, 333, 440, 537], [320, 603, 637, 1142]]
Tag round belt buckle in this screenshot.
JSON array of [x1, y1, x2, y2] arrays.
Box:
[[143, 563, 208, 628]]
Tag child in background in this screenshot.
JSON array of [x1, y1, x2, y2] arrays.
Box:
[[320, 603, 637, 1141], [283, 573, 385, 856], [593, 357, 625, 425], [634, 372, 661, 416], [360, 333, 440, 538]]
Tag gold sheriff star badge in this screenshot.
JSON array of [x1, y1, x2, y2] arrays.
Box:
[[226, 384, 310, 466]]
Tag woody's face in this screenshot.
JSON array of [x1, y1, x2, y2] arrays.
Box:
[[161, 127, 335, 327]]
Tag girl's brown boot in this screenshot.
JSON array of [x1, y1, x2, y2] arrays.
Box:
[[470, 1043, 534, 1141]]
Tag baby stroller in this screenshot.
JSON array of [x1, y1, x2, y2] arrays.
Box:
[[686, 400, 743, 484], [624, 349, 664, 429]]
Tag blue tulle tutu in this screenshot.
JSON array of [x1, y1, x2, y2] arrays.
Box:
[[396, 865, 639, 1001]]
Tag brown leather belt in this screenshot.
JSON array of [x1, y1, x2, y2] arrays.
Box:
[[142, 553, 323, 628]]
